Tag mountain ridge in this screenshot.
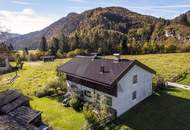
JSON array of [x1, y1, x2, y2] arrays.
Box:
[[4, 7, 190, 52]]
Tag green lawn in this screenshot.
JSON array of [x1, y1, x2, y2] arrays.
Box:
[[0, 59, 70, 95], [0, 59, 87, 130], [1, 53, 190, 130], [105, 87, 190, 130], [31, 97, 86, 130]]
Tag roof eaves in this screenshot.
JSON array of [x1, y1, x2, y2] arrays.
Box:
[[63, 72, 112, 87], [134, 60, 156, 74], [110, 61, 135, 87], [110, 60, 156, 86]]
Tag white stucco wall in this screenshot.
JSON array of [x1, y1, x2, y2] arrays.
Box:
[[112, 65, 153, 116], [66, 64, 153, 117]]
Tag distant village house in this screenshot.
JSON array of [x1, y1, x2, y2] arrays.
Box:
[[0, 51, 11, 74]]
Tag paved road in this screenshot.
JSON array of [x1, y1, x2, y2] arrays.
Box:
[[167, 82, 190, 90]]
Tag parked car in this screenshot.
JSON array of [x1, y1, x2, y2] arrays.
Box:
[[39, 124, 49, 130]]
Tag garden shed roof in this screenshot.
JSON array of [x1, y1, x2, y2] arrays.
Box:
[[9, 106, 41, 124], [0, 115, 39, 130], [0, 90, 30, 114]]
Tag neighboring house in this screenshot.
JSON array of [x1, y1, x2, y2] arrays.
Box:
[[0, 51, 11, 74], [57, 55, 156, 117]]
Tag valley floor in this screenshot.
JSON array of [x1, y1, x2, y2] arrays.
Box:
[[0, 53, 190, 130]]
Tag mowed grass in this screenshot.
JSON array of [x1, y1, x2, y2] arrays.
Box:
[[105, 87, 190, 130], [109, 53, 190, 81], [31, 98, 86, 130], [0, 59, 87, 130], [0, 59, 70, 95]]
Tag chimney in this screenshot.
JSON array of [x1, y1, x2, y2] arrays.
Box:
[[100, 66, 105, 73], [113, 53, 120, 62]]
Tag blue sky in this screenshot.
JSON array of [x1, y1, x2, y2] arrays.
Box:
[[0, 0, 190, 34]]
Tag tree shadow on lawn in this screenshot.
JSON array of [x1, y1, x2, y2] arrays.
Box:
[[106, 88, 190, 130]]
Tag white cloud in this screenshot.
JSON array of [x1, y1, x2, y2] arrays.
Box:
[[12, 0, 32, 5], [0, 8, 55, 34]]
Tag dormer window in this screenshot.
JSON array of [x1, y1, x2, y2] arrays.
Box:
[[133, 75, 138, 84]]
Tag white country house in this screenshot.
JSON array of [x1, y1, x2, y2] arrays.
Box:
[[57, 55, 156, 117]]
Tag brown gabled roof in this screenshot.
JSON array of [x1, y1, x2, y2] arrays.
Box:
[[57, 56, 156, 88]]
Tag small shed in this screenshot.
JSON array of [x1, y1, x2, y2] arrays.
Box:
[[9, 106, 42, 126], [0, 90, 42, 129], [0, 115, 40, 130], [40, 55, 55, 62], [0, 90, 30, 114]]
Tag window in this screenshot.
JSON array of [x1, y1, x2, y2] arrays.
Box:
[[84, 90, 92, 98], [133, 75, 138, 84], [105, 96, 112, 106], [0, 58, 6, 67], [132, 91, 137, 100], [97, 93, 100, 103]]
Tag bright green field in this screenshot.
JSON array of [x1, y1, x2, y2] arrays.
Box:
[[1, 53, 190, 130]]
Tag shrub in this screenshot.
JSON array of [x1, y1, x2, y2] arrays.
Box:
[[69, 90, 83, 111], [84, 110, 98, 125], [66, 49, 85, 57], [29, 50, 47, 61], [83, 103, 99, 125], [35, 89, 54, 98], [153, 75, 165, 90], [35, 78, 67, 98], [56, 50, 64, 58], [69, 97, 81, 111]]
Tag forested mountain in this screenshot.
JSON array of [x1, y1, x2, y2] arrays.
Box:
[[5, 7, 190, 54], [173, 11, 190, 26]]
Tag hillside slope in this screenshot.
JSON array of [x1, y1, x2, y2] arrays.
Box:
[[0, 32, 19, 43]]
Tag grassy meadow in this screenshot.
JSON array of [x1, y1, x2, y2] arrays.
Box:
[[0, 59, 87, 130], [109, 53, 190, 81], [0, 53, 190, 130]]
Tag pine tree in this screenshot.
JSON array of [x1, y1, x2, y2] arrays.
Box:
[[40, 36, 47, 51], [52, 37, 59, 53]]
